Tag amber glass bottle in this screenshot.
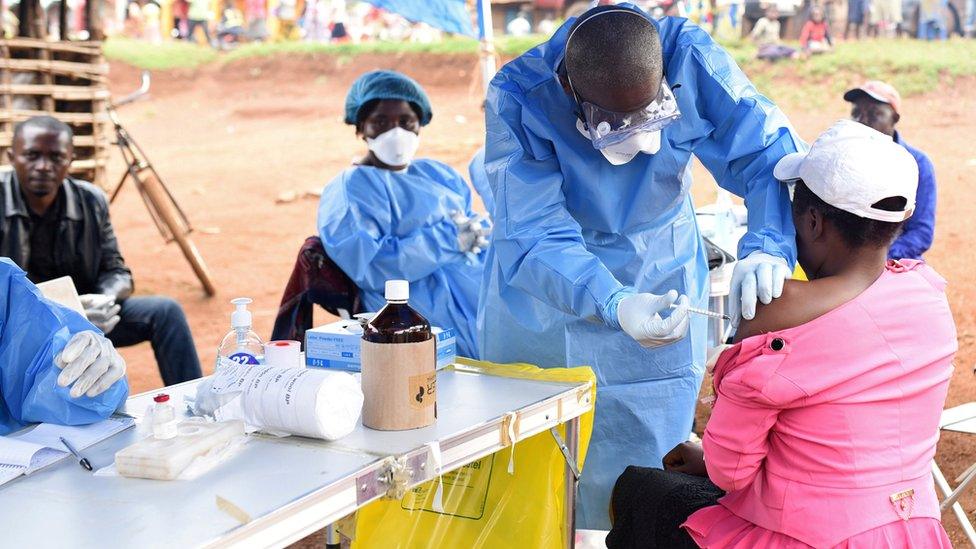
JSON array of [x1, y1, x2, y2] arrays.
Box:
[[361, 280, 437, 430]]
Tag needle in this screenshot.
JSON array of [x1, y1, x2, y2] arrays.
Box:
[[670, 303, 731, 321]]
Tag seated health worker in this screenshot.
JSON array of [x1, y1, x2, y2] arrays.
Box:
[[317, 70, 488, 357], [606, 120, 956, 548], [1, 258, 128, 435]]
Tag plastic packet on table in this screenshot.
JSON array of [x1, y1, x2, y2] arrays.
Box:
[[104, 418, 248, 481]]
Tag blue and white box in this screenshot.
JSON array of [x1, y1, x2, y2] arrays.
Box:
[[305, 320, 457, 371]]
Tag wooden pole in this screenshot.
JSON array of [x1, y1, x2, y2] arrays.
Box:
[[59, 0, 68, 39], [84, 0, 103, 40], [17, 0, 30, 36]]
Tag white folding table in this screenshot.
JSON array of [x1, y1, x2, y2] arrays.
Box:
[[0, 365, 592, 548]]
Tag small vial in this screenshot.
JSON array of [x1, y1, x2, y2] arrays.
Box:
[[152, 394, 178, 440]]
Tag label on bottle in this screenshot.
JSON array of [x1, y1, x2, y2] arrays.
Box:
[[361, 338, 436, 431], [408, 372, 437, 410], [227, 352, 260, 365]]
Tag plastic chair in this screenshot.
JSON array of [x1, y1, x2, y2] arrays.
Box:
[[933, 402, 976, 545]]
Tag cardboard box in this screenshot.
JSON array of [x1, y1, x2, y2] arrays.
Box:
[[306, 320, 456, 371]]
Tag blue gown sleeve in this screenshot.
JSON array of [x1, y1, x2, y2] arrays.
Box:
[[468, 146, 495, 216], [485, 85, 628, 326], [317, 169, 467, 292], [1, 259, 128, 433], [889, 154, 936, 260], [675, 26, 801, 265]]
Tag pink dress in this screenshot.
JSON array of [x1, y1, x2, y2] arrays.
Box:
[[683, 260, 957, 548]]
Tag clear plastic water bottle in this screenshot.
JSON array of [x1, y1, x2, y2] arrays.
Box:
[[216, 297, 264, 366]]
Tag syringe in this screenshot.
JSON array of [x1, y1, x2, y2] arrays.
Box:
[[670, 303, 730, 321]]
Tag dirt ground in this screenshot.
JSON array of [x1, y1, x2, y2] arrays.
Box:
[[104, 54, 976, 545]]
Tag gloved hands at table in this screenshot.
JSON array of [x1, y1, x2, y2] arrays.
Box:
[[80, 293, 122, 335], [451, 210, 492, 254], [617, 290, 690, 348], [55, 331, 127, 398], [729, 252, 791, 327]]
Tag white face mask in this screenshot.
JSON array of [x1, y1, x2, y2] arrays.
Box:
[[576, 119, 662, 166], [366, 127, 420, 167]]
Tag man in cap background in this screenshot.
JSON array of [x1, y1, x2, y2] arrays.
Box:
[[845, 80, 938, 260]]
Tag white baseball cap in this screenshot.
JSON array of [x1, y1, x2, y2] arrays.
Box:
[[773, 120, 917, 223]]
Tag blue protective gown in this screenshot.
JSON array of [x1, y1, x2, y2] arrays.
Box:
[[318, 159, 485, 357], [0, 259, 129, 435], [479, 10, 801, 529], [468, 146, 495, 216]]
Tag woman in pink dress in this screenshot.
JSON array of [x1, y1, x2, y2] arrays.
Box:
[[606, 120, 957, 548]]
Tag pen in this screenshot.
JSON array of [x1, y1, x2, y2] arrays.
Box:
[[59, 436, 93, 472], [670, 303, 731, 321]]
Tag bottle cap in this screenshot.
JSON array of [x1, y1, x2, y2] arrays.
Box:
[[230, 297, 253, 328], [153, 393, 170, 403], [385, 280, 409, 301]]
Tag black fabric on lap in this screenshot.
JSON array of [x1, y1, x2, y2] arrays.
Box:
[[606, 466, 725, 549]]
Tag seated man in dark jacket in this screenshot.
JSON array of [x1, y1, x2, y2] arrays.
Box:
[[1, 116, 202, 385]]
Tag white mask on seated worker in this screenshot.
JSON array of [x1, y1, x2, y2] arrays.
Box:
[[576, 119, 662, 165], [366, 127, 420, 167]]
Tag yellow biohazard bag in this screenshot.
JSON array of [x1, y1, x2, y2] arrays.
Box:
[[348, 358, 596, 549]]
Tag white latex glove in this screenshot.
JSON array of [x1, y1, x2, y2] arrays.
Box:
[[451, 210, 492, 254], [80, 293, 122, 335], [617, 290, 691, 348], [729, 252, 792, 325], [55, 331, 127, 398]]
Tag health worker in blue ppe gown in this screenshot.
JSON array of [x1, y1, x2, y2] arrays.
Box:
[[479, 5, 802, 529], [317, 70, 489, 357], [1, 259, 128, 435]]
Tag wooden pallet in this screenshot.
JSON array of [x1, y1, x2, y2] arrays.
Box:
[[0, 39, 111, 189]]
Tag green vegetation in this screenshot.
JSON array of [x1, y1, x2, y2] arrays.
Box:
[[732, 38, 976, 106], [104, 35, 976, 102], [103, 37, 219, 70]]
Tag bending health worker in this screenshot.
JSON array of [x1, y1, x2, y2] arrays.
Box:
[[479, 4, 802, 529]]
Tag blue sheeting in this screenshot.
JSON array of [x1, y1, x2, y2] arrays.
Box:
[[364, 0, 475, 37]]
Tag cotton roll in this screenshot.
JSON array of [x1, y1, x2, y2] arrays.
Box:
[[264, 340, 302, 369], [211, 363, 363, 441]]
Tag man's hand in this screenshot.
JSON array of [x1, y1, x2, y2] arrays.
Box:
[[55, 331, 127, 398], [663, 441, 707, 477], [80, 294, 121, 335]]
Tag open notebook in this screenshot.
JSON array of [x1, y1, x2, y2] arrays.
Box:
[[0, 417, 135, 486]]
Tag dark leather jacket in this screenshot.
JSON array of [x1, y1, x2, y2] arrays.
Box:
[[0, 170, 133, 300]]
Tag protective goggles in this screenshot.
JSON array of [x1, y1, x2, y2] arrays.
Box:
[[568, 76, 682, 150]]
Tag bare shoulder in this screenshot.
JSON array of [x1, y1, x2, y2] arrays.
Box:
[[733, 278, 848, 342], [734, 280, 808, 342]]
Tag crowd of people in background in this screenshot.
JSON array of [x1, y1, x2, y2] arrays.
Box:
[[5, 0, 976, 48], [115, 0, 445, 48]]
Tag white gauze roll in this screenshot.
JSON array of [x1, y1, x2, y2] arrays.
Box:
[[264, 340, 301, 369], [210, 360, 363, 440]]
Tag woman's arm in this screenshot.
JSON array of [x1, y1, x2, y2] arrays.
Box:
[[702, 384, 780, 491]]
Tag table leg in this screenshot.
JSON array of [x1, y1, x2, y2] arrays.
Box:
[[325, 522, 340, 549], [565, 417, 580, 549]]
